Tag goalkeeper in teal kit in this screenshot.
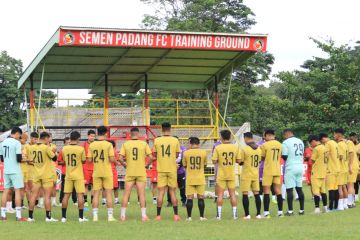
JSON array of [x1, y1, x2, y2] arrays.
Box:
[[282, 129, 305, 216]]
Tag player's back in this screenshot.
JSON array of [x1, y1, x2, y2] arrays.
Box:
[[154, 136, 180, 173], [1, 137, 21, 174], [347, 140, 358, 171], [241, 145, 262, 180], [121, 140, 151, 177], [282, 137, 304, 169], [337, 140, 349, 173], [62, 144, 86, 180], [261, 140, 282, 176], [326, 140, 340, 174], [311, 144, 327, 178], [89, 140, 114, 177], [183, 148, 207, 185], [29, 143, 55, 179], [213, 143, 240, 180]]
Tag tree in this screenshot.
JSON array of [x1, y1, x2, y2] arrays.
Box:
[[0, 51, 26, 132]]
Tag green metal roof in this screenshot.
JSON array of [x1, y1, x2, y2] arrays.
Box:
[[18, 27, 267, 93]]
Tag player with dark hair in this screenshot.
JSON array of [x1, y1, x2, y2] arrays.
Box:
[[82, 129, 96, 207], [349, 132, 360, 202], [308, 135, 328, 213], [87, 126, 116, 221], [346, 132, 357, 208], [240, 132, 262, 219], [260, 129, 283, 218], [153, 123, 181, 221], [60, 131, 88, 222], [213, 130, 241, 220], [183, 137, 208, 221]]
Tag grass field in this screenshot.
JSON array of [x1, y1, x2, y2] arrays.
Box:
[[1, 186, 360, 240]]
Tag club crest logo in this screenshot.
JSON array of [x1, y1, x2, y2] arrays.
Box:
[[254, 39, 264, 51], [63, 32, 75, 45]]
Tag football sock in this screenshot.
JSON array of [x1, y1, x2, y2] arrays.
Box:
[[173, 206, 178, 215], [198, 199, 205, 218], [264, 194, 270, 212], [93, 208, 98, 217], [277, 194, 283, 211], [51, 197, 56, 205], [338, 199, 344, 210], [334, 191, 339, 209], [344, 198, 348, 207], [29, 210, 33, 219], [39, 198, 44, 206], [295, 187, 305, 211], [1, 207, 6, 218], [46, 211, 51, 219], [242, 194, 249, 216], [76, 209, 82, 219], [62, 208, 67, 218], [286, 188, 294, 211], [141, 208, 146, 218], [321, 193, 328, 207], [120, 208, 126, 218], [217, 206, 222, 218], [186, 199, 193, 218], [156, 207, 162, 216], [232, 207, 237, 218], [314, 195, 320, 208], [348, 195, 353, 205], [107, 208, 113, 217], [255, 194, 261, 216], [6, 201, 11, 209]]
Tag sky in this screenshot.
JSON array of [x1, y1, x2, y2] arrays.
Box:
[[1, 0, 359, 100]]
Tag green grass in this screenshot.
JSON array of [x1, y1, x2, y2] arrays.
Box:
[[1, 186, 360, 240]]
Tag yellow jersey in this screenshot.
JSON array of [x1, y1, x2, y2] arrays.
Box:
[[120, 140, 152, 177], [212, 143, 241, 181], [28, 143, 56, 179], [183, 149, 207, 185], [337, 140, 348, 173], [240, 145, 262, 180], [154, 136, 181, 173], [62, 144, 86, 180], [346, 140, 358, 171], [88, 140, 114, 177], [21, 144, 29, 172], [311, 144, 328, 178], [325, 140, 340, 174], [261, 140, 282, 176]]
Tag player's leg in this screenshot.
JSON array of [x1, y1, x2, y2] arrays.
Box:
[[284, 170, 295, 215], [1, 187, 10, 220], [104, 177, 115, 221], [342, 184, 348, 209], [185, 184, 194, 220], [37, 187, 44, 208], [197, 185, 206, 221], [295, 171, 305, 214], [320, 178, 328, 212], [240, 179, 251, 219], [59, 174, 65, 204], [75, 179, 86, 222], [28, 183, 40, 221], [156, 186, 166, 219], [44, 183, 57, 221], [337, 182, 344, 210], [120, 179, 135, 221], [312, 178, 321, 213], [262, 175, 271, 217], [273, 179, 283, 216], [216, 183, 225, 220], [152, 182, 158, 204], [136, 180, 148, 221], [91, 176, 101, 221], [252, 180, 261, 219], [228, 185, 238, 220], [51, 181, 58, 207], [169, 187, 180, 220], [178, 173, 186, 206], [61, 193, 70, 222]]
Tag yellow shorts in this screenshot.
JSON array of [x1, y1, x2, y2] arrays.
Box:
[[338, 173, 347, 186], [186, 185, 205, 196], [158, 172, 177, 188], [33, 178, 54, 188], [311, 177, 326, 195], [28, 166, 35, 181], [327, 174, 338, 190], [262, 175, 281, 186], [348, 170, 358, 183], [240, 178, 260, 192], [21, 165, 29, 182], [93, 176, 113, 190], [64, 179, 85, 193], [217, 179, 236, 190], [125, 175, 147, 183]]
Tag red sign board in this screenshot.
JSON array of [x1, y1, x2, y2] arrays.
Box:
[[59, 28, 267, 52]]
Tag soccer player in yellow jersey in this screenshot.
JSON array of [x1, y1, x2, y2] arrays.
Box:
[[183, 137, 208, 221], [319, 133, 341, 211], [27, 132, 58, 222], [26, 132, 39, 191], [334, 128, 349, 210], [48, 133, 60, 207], [349, 132, 360, 202], [212, 130, 241, 220], [260, 129, 283, 218], [87, 126, 116, 222], [119, 127, 153, 222], [60, 131, 88, 223], [20, 133, 31, 208], [346, 133, 357, 208], [308, 135, 329, 213], [240, 132, 262, 220], [152, 123, 181, 221]]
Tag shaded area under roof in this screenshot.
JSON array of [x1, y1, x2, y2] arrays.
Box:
[[18, 26, 267, 93]]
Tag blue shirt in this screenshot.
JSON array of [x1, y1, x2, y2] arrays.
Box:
[[0, 137, 22, 174], [282, 137, 304, 170]]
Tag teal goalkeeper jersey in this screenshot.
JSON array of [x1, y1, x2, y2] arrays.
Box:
[[282, 137, 304, 170], [0, 137, 22, 175]]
